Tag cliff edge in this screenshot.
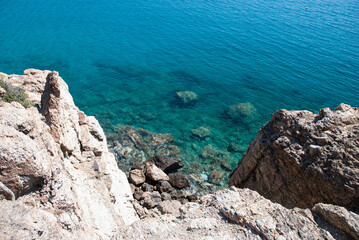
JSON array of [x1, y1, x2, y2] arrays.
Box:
[[0, 69, 138, 239]]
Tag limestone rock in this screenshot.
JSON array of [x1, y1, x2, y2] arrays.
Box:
[[117, 187, 335, 240], [0, 69, 138, 239], [313, 203, 359, 239], [229, 104, 359, 209], [128, 169, 146, 185], [145, 163, 170, 182]]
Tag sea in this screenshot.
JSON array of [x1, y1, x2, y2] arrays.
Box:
[[0, 0, 358, 182]]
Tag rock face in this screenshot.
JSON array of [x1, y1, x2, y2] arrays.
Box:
[[0, 69, 138, 239], [117, 187, 335, 240], [229, 104, 359, 209]]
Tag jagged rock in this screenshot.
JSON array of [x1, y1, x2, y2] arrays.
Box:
[[117, 187, 335, 239], [191, 126, 211, 139], [128, 169, 146, 185], [0, 70, 138, 239], [313, 203, 359, 239], [226, 102, 257, 122], [209, 170, 223, 185], [168, 173, 190, 189], [157, 180, 173, 193], [229, 104, 359, 209], [176, 91, 198, 106], [145, 163, 170, 182], [146, 156, 184, 173]]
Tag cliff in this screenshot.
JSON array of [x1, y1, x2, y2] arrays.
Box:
[[0, 69, 138, 239]]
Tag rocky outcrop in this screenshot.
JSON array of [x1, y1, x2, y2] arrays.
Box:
[[117, 187, 335, 239], [0, 69, 138, 239], [229, 104, 359, 209]]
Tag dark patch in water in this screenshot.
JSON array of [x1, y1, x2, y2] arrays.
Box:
[[170, 70, 201, 83], [94, 62, 140, 79]]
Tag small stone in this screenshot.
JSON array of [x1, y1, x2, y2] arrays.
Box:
[[209, 171, 223, 185], [145, 163, 169, 182], [129, 169, 146, 185], [168, 173, 190, 189], [191, 126, 211, 139]]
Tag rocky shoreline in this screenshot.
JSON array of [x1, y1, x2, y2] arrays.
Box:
[[0, 70, 358, 239]]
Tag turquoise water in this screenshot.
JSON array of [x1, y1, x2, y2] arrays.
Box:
[[1, 0, 358, 179]]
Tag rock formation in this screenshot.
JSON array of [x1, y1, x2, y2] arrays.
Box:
[[117, 187, 336, 239], [0, 69, 138, 239], [229, 104, 359, 210]]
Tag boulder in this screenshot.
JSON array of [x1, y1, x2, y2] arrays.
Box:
[[128, 169, 146, 185], [168, 173, 190, 189], [229, 104, 359, 209], [146, 156, 184, 173], [145, 163, 170, 182], [176, 91, 198, 106]]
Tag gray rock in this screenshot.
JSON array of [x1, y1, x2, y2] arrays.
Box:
[[313, 203, 359, 239], [229, 104, 359, 209], [168, 173, 190, 189]]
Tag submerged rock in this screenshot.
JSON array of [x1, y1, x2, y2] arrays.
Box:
[[191, 126, 211, 139], [229, 104, 359, 209], [226, 102, 257, 122], [175, 91, 198, 106], [209, 170, 223, 185]]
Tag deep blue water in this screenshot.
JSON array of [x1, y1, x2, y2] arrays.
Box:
[[1, 0, 358, 178]]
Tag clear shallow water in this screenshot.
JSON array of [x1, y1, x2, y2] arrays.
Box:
[[1, 0, 358, 179]]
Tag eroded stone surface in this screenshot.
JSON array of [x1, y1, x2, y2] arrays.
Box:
[[229, 104, 359, 209], [0, 70, 138, 239]]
